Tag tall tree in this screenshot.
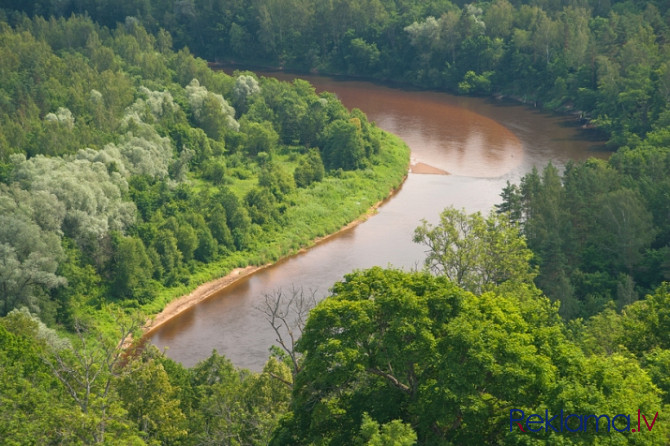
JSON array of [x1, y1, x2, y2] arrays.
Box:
[[413, 207, 535, 293]]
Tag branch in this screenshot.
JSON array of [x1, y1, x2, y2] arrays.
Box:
[[268, 371, 293, 388], [366, 367, 411, 394], [256, 286, 317, 381]]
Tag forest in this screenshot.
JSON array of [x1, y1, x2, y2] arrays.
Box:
[[1, 0, 670, 444]]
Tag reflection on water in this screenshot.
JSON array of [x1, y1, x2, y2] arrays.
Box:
[[148, 72, 609, 370]]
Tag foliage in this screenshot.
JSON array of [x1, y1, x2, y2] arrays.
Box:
[[0, 309, 290, 445], [357, 413, 417, 446], [0, 14, 408, 324], [498, 154, 669, 319], [414, 207, 535, 294], [14, 0, 670, 147], [2, 4, 670, 445], [0, 14, 411, 443], [272, 267, 667, 445], [294, 148, 325, 188]]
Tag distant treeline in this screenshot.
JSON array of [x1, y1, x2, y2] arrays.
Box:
[[3, 0, 669, 147]]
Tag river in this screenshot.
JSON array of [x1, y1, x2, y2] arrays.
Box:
[[147, 73, 609, 371]]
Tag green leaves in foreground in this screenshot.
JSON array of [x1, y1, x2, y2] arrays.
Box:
[[271, 267, 667, 445]]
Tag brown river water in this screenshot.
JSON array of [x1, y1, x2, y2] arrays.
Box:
[[148, 73, 609, 370]]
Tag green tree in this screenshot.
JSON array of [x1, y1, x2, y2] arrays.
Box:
[[346, 37, 381, 74], [484, 0, 514, 39], [52, 238, 102, 329], [0, 185, 66, 316], [117, 346, 188, 445], [0, 310, 79, 444], [246, 187, 279, 226], [207, 203, 235, 251], [272, 267, 667, 445], [111, 234, 154, 302], [357, 413, 417, 446], [150, 230, 183, 285], [242, 120, 280, 156], [321, 118, 366, 170], [189, 352, 291, 445], [43, 315, 146, 444], [294, 148, 325, 187], [594, 188, 655, 274], [186, 78, 238, 140], [176, 222, 198, 263], [413, 207, 535, 294], [259, 162, 296, 200], [216, 188, 252, 250], [495, 180, 522, 223]]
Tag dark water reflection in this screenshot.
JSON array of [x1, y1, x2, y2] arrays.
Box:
[[148, 73, 609, 370]]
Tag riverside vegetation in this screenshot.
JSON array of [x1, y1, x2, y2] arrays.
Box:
[[2, 1, 670, 444]]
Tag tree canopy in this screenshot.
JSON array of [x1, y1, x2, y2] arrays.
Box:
[[413, 207, 535, 294], [271, 267, 667, 445]]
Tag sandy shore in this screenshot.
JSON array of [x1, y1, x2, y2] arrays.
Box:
[[142, 264, 268, 337], [410, 161, 449, 175], [141, 174, 408, 338]]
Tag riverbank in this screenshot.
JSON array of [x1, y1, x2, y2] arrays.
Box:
[[135, 126, 409, 343], [214, 61, 600, 135], [142, 172, 407, 337]]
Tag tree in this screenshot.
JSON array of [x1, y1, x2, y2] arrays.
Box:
[[42, 314, 146, 444], [272, 267, 667, 445], [185, 78, 239, 139], [0, 309, 78, 444], [457, 70, 493, 95], [523, 164, 577, 317], [495, 180, 522, 223], [321, 119, 366, 170], [357, 413, 417, 446], [259, 162, 295, 200], [116, 346, 188, 445], [188, 351, 291, 445], [413, 207, 535, 293], [294, 148, 325, 187], [484, 0, 514, 39], [346, 37, 381, 74], [232, 74, 261, 114], [245, 187, 279, 226], [150, 230, 183, 285], [207, 203, 235, 251], [216, 187, 252, 250], [176, 222, 198, 263], [594, 188, 655, 274], [0, 184, 66, 316], [110, 234, 154, 302], [258, 286, 317, 384], [190, 215, 218, 263], [242, 120, 279, 156]]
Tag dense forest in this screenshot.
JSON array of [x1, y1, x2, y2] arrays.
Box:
[[2, 0, 670, 444], [0, 13, 408, 328], [6, 0, 670, 146]]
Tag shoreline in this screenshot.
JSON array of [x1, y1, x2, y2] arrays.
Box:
[[141, 172, 408, 339], [212, 61, 604, 137]]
